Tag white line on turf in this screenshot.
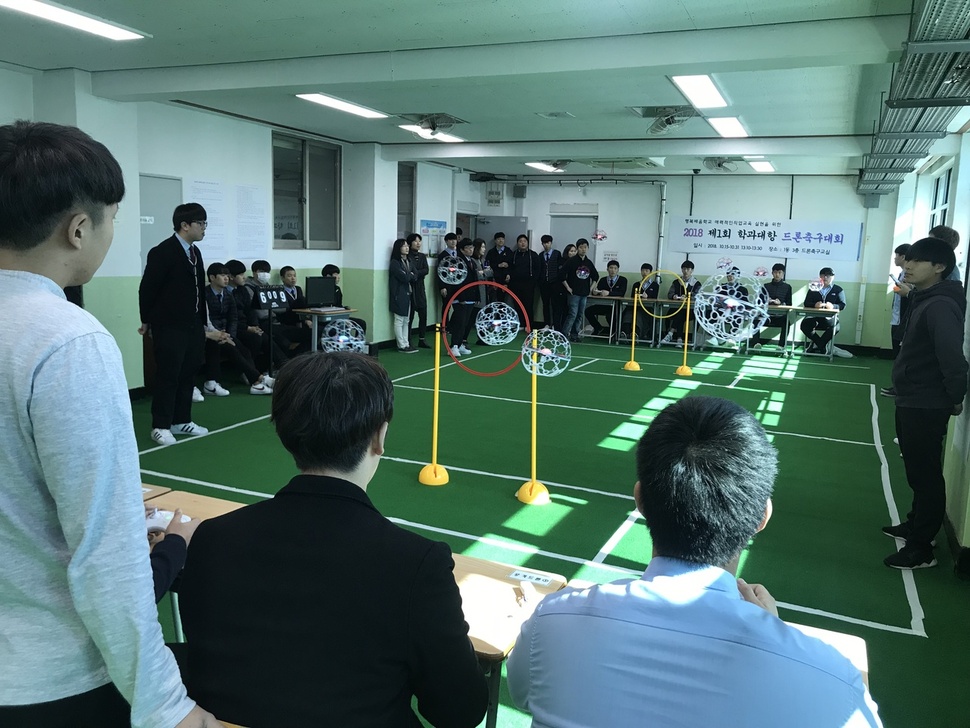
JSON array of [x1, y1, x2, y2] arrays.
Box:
[[570, 358, 599, 372], [390, 349, 498, 383], [138, 414, 271, 456], [728, 373, 744, 388], [572, 368, 772, 394], [394, 385, 873, 447], [869, 383, 927, 637], [140, 467, 924, 637], [592, 511, 641, 563]]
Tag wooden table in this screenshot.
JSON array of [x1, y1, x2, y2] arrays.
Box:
[[147, 491, 245, 520], [452, 554, 566, 728], [141, 484, 171, 501]]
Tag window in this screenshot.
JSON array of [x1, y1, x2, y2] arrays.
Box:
[[397, 163, 415, 239], [273, 133, 341, 250], [930, 167, 952, 230]]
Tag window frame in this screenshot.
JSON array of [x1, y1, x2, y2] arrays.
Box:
[[272, 132, 342, 251]]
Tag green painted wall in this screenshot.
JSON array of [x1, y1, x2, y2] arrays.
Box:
[[82, 276, 145, 387]]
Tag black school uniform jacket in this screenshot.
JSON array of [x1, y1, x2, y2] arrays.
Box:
[[139, 235, 207, 328], [179, 475, 488, 728]]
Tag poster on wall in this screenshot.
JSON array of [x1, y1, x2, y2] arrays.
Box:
[[235, 185, 269, 259], [669, 216, 863, 262], [420, 219, 448, 253], [188, 179, 227, 259]]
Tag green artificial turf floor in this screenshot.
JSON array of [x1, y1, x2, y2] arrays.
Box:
[[137, 338, 970, 728]]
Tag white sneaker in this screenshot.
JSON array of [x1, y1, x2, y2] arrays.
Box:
[[262, 375, 275, 389], [832, 346, 853, 359], [151, 428, 177, 446], [250, 383, 273, 395], [661, 331, 673, 344], [172, 422, 209, 436], [451, 345, 462, 357], [707, 336, 720, 347], [191, 387, 205, 403], [458, 344, 472, 355], [752, 343, 762, 350], [203, 382, 230, 397], [582, 325, 594, 335], [893, 437, 899, 445]]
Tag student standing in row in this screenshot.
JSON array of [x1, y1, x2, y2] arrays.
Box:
[[389, 238, 418, 353], [509, 233, 540, 326], [538, 234, 564, 328], [560, 239, 599, 342], [407, 233, 431, 348]]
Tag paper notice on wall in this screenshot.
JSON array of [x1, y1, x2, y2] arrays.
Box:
[[187, 179, 227, 259], [236, 185, 270, 259]]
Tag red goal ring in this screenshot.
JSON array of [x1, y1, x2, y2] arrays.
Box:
[[441, 280, 533, 377]]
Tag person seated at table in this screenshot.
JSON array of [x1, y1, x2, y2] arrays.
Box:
[[275, 265, 311, 353], [506, 396, 883, 728], [660, 260, 701, 345], [619, 264, 660, 341], [584, 260, 628, 338], [322, 263, 368, 333], [750, 263, 793, 350], [148, 508, 200, 604], [226, 259, 289, 374], [177, 352, 488, 728], [800, 266, 851, 358]]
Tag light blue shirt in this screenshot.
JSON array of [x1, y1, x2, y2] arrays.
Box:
[[891, 270, 906, 325], [0, 271, 195, 727], [507, 557, 882, 728]]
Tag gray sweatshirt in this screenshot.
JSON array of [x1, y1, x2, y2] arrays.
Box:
[[0, 270, 195, 727]]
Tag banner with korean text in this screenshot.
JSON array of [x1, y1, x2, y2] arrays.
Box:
[[669, 217, 863, 261]]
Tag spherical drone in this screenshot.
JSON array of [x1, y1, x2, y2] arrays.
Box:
[[476, 302, 520, 346], [693, 269, 769, 343], [319, 318, 367, 353], [437, 257, 467, 285], [521, 329, 571, 377]]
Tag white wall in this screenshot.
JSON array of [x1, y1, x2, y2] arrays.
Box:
[[0, 67, 34, 123], [415, 163, 455, 237]]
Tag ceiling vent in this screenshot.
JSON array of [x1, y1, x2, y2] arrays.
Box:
[[397, 112, 466, 133], [578, 158, 666, 170], [703, 157, 739, 173], [629, 105, 698, 135], [535, 111, 575, 119]]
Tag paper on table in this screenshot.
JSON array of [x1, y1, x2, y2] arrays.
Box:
[[146, 509, 191, 532]]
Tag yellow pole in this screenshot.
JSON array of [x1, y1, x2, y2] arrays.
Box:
[[419, 323, 449, 485], [676, 292, 694, 376], [624, 278, 644, 371], [517, 331, 550, 505]]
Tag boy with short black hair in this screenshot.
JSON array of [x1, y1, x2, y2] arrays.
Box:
[[660, 260, 701, 345], [800, 267, 851, 358], [750, 263, 793, 350], [883, 237, 968, 569], [0, 120, 217, 727]]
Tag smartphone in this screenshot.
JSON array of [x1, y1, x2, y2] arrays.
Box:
[[889, 273, 900, 285]]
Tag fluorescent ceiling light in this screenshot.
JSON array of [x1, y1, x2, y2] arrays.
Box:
[[398, 125, 464, 143], [0, 0, 148, 40], [297, 93, 387, 119], [525, 162, 563, 173], [707, 117, 748, 138], [743, 155, 764, 160], [671, 75, 727, 109], [749, 160, 775, 173]]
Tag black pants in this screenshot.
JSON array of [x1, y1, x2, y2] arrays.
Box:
[[508, 279, 536, 327], [409, 296, 427, 341], [585, 302, 616, 334], [0, 682, 130, 728], [750, 314, 790, 347], [151, 323, 205, 429], [449, 304, 474, 346], [539, 281, 564, 329], [800, 316, 837, 351], [204, 338, 261, 385], [238, 327, 287, 375], [895, 405, 951, 548]]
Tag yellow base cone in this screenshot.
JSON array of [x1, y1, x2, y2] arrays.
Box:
[[419, 464, 449, 486], [516, 480, 550, 505], [675, 365, 693, 376], [623, 360, 641, 371]]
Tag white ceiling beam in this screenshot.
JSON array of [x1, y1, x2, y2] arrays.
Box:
[[380, 136, 873, 162], [92, 16, 907, 101]]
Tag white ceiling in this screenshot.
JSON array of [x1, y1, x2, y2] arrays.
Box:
[[0, 0, 932, 178]]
